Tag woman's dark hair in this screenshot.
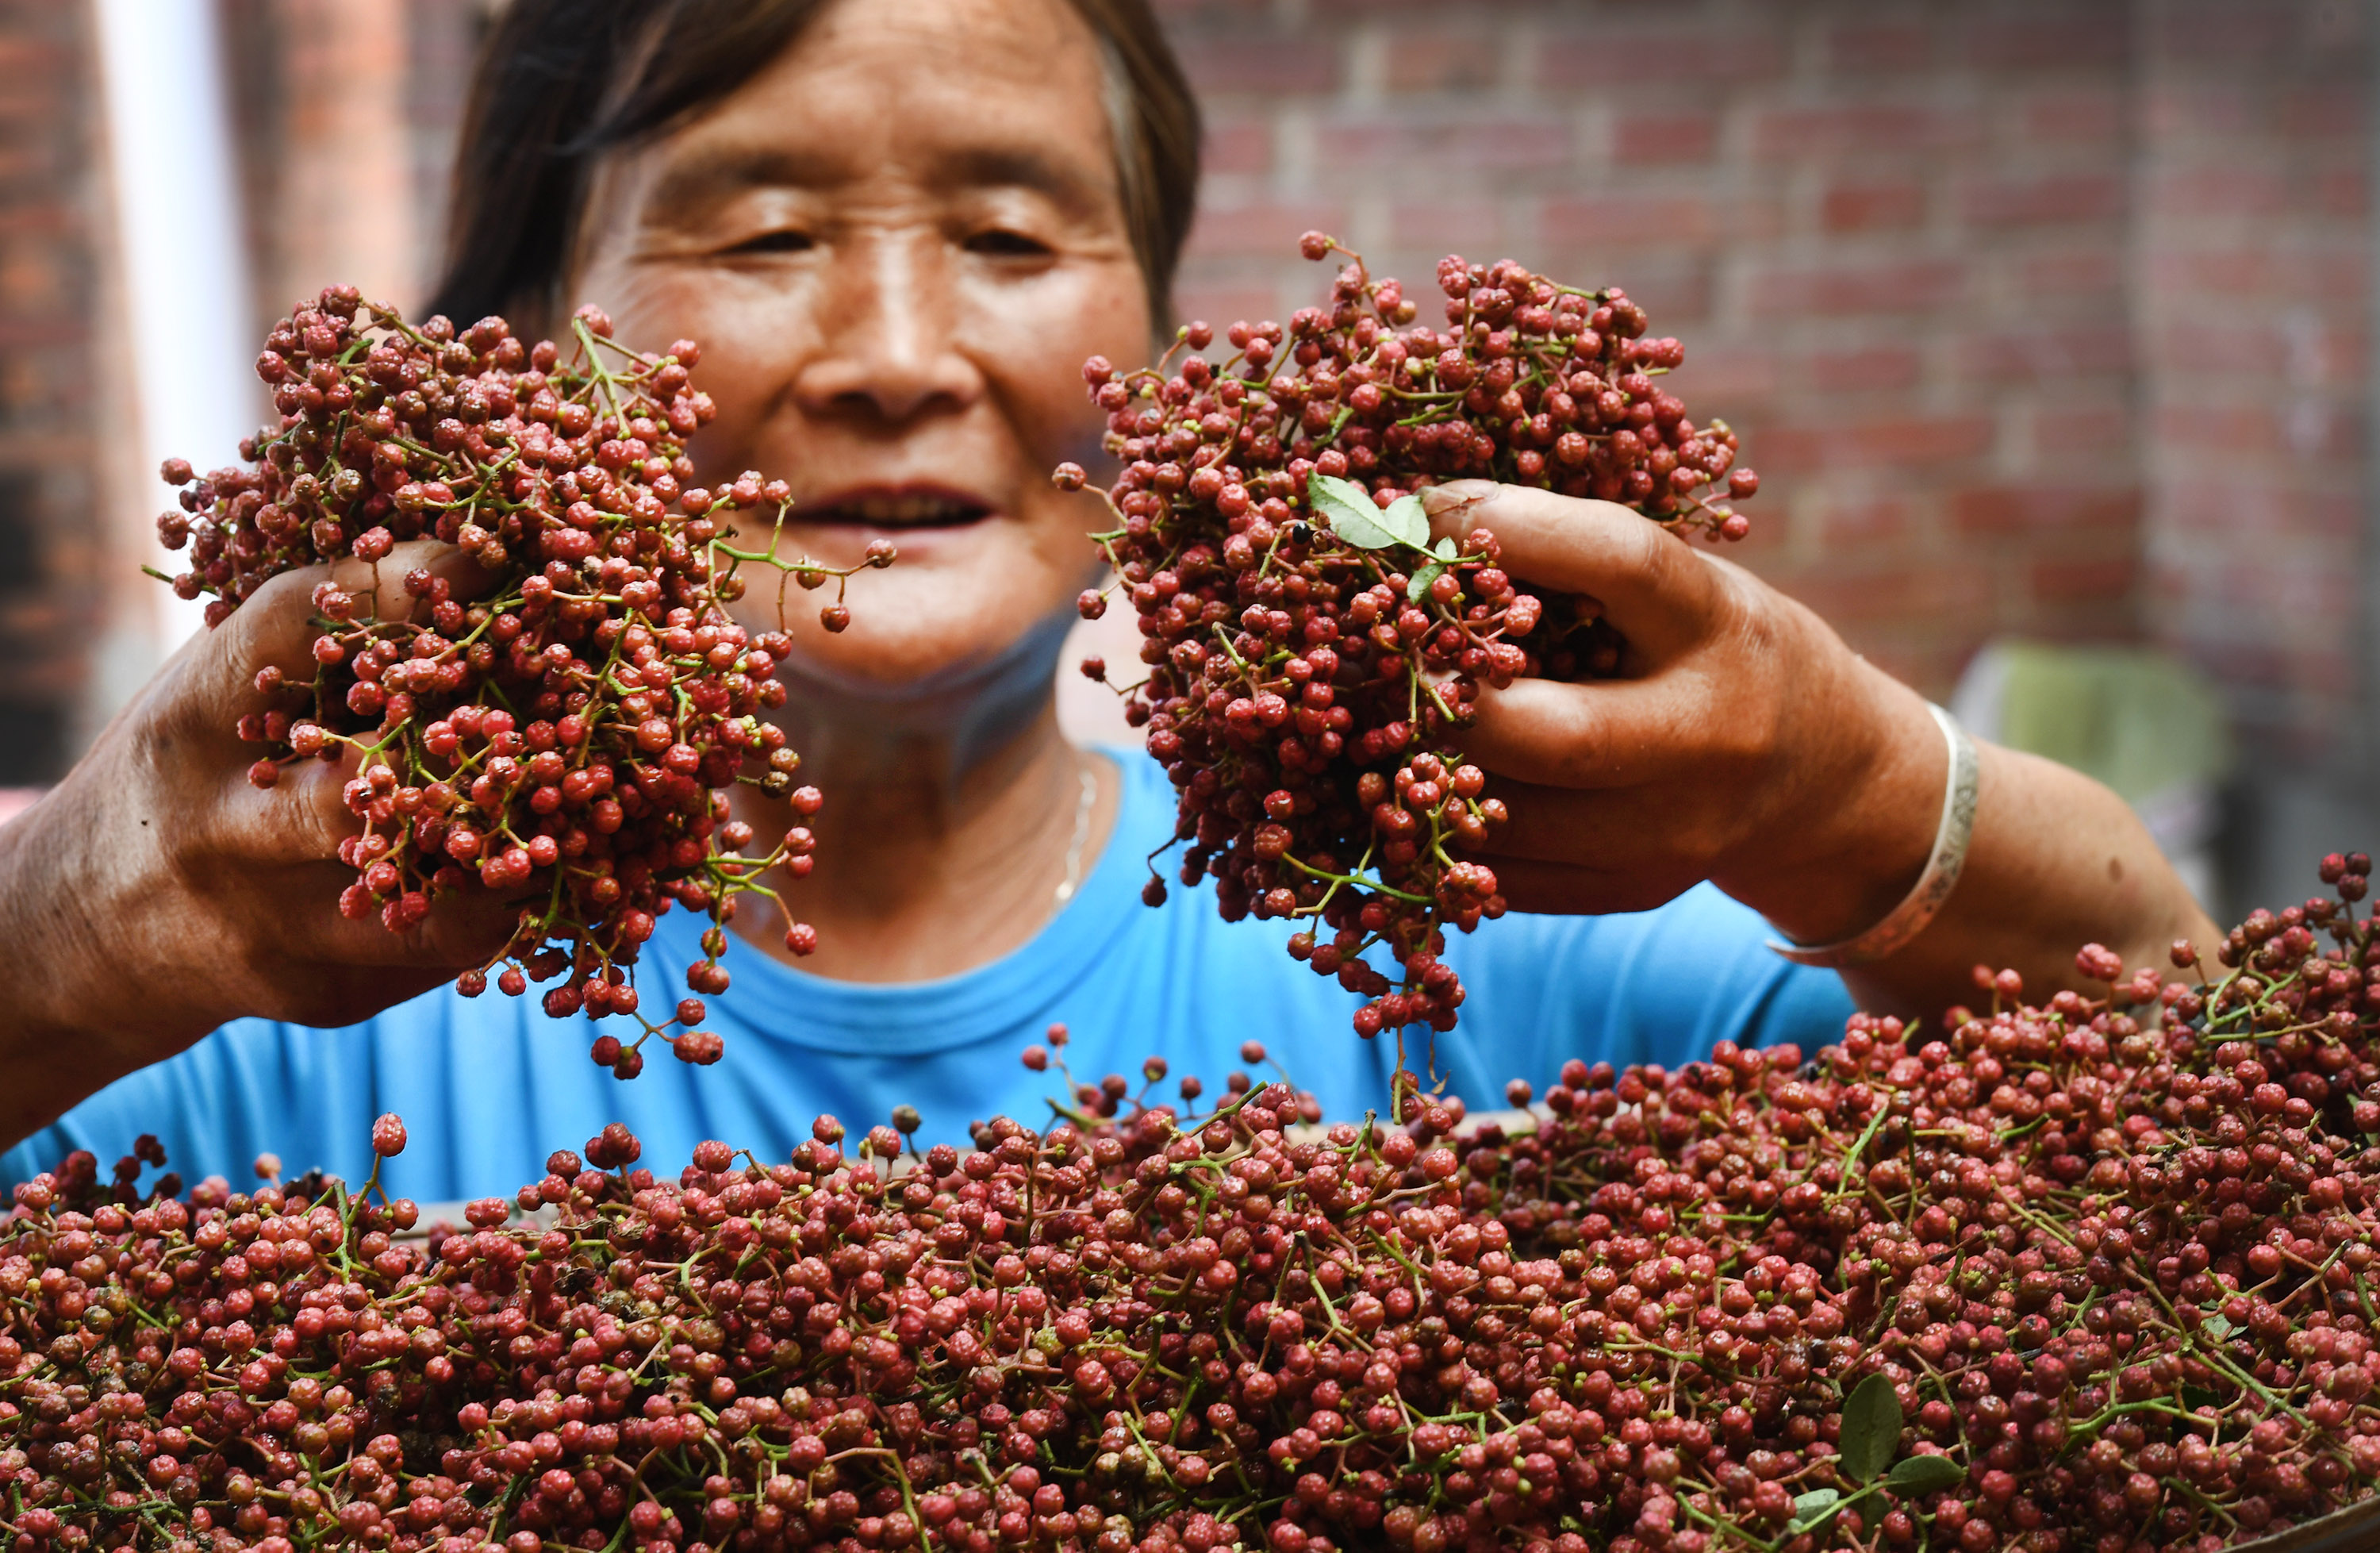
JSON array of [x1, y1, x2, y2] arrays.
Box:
[[424, 0, 1200, 332]]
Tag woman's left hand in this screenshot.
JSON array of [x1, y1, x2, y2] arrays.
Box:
[[1419, 480, 2220, 1012]]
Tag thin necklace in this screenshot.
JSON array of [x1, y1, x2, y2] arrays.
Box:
[[1054, 759, 1099, 906]]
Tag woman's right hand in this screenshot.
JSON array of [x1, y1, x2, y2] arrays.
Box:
[[0, 542, 516, 1147]]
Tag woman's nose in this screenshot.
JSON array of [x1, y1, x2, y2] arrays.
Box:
[[792, 233, 984, 425]]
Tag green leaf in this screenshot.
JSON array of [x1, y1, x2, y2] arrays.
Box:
[[1431, 535, 1459, 560], [2199, 1313, 2233, 1341], [2179, 1384, 2224, 1413], [1838, 1372, 1903, 1484], [1886, 1455, 1965, 1494], [1790, 1489, 1841, 1531], [1308, 474, 1403, 550], [1407, 562, 1445, 602], [1379, 494, 1430, 548]]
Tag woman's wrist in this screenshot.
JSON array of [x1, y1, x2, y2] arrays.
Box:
[[1716, 659, 1950, 952], [1767, 702, 1978, 967], [0, 755, 219, 1063]]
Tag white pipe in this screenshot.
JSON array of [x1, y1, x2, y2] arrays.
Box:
[[94, 0, 256, 651]]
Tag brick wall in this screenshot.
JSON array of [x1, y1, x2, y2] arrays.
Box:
[[0, 0, 105, 783], [222, 0, 482, 324], [2136, 0, 2373, 759], [1162, 0, 2375, 775], [13, 0, 2377, 875]]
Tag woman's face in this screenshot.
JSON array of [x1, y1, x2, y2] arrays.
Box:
[[572, 0, 1150, 698]]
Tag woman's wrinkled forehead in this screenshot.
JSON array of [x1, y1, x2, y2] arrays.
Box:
[[601, 0, 1124, 231]]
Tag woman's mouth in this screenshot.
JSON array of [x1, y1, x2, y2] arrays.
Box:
[[797, 486, 996, 529]]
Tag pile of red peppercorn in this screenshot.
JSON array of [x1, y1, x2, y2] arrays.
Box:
[[11, 859, 2380, 1553], [158, 290, 888, 1074], [1060, 237, 1757, 1048]]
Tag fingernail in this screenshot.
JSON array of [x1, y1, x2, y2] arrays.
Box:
[[1418, 481, 1494, 515]]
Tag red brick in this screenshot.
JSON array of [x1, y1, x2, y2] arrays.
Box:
[[0, 201, 71, 236], [2029, 555, 2139, 602], [1610, 110, 1720, 167], [1166, 283, 1280, 336], [1956, 171, 2125, 228], [1390, 201, 1505, 251], [0, 317, 79, 350], [1749, 258, 1967, 318], [2144, 246, 2357, 301], [1173, 37, 1340, 94], [1821, 19, 1933, 72], [2147, 1, 2290, 63], [1182, 200, 1349, 259], [2029, 406, 2136, 458], [2017, 88, 2128, 148], [0, 37, 65, 77], [1150, 0, 1269, 17], [1756, 415, 1998, 474], [1811, 494, 1921, 541], [1752, 103, 1981, 159], [2136, 318, 2272, 371], [2276, 83, 2368, 139], [2155, 482, 2356, 536], [2312, 167, 2370, 219], [1540, 192, 1725, 248], [1314, 113, 1569, 173], [2140, 164, 2294, 220], [1202, 119, 1270, 176], [2015, 247, 2126, 299], [1536, 25, 1788, 88], [2141, 80, 2257, 140], [1776, 562, 1994, 628], [1806, 345, 1923, 394], [1383, 25, 1500, 92], [1821, 177, 1926, 233], [1952, 486, 2140, 536], [1958, 11, 2128, 69], [1956, 325, 2134, 386], [1665, 342, 1775, 402], [1299, 0, 1506, 13]]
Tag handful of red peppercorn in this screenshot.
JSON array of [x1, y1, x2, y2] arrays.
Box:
[[10, 858, 2380, 1553], [156, 290, 889, 1076], [1059, 237, 1757, 1051]]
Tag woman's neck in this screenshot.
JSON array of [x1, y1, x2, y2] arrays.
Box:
[[727, 613, 1119, 983]]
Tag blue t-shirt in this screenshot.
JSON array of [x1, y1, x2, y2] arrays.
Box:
[[3, 750, 1852, 1200]]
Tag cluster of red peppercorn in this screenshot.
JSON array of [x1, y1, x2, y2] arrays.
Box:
[[157, 289, 886, 1074], [10, 859, 2380, 1553], [1058, 236, 1757, 1048]]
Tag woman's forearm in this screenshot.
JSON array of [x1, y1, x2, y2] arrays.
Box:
[[0, 560, 519, 1153], [0, 774, 216, 1145], [1838, 741, 2221, 1017]]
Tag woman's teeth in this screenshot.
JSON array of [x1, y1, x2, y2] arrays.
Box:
[[810, 494, 988, 525]]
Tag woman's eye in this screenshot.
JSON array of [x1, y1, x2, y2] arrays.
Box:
[[964, 229, 1053, 258], [722, 229, 815, 256]]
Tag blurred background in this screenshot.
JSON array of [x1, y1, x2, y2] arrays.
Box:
[[0, 0, 2370, 921]]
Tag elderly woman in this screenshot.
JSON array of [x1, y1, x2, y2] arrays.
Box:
[[0, 0, 2211, 1195]]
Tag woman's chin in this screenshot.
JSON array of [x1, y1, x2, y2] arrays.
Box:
[[767, 604, 1071, 705], [770, 513, 1009, 572]]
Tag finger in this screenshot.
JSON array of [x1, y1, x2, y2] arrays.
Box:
[[216, 539, 493, 699], [230, 840, 524, 970], [324, 872, 524, 967], [1460, 774, 1665, 869], [1420, 481, 1719, 648], [250, 880, 524, 1026], [329, 537, 497, 621], [1463, 853, 1699, 918], [232, 745, 363, 865], [1454, 672, 1699, 791]]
